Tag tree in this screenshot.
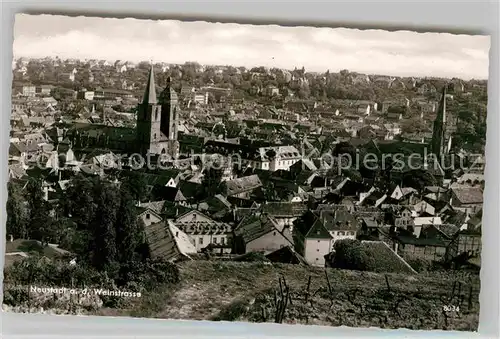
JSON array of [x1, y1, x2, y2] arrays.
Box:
[[331, 239, 375, 271], [25, 179, 55, 245], [120, 172, 148, 203], [115, 188, 143, 264], [332, 141, 357, 159], [89, 181, 120, 270], [262, 182, 280, 202], [402, 169, 437, 192], [458, 110, 476, 124], [63, 174, 97, 228], [201, 168, 223, 198], [6, 182, 28, 239]]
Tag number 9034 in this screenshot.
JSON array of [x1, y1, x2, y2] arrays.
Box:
[[443, 305, 460, 312]]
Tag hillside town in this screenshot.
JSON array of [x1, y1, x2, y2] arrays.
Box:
[[5, 56, 486, 328]]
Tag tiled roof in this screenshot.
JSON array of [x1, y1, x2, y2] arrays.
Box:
[[452, 187, 484, 204], [435, 224, 460, 238], [317, 209, 359, 231], [138, 200, 167, 214], [235, 214, 285, 244], [260, 202, 307, 217], [224, 175, 262, 196], [305, 218, 332, 239]]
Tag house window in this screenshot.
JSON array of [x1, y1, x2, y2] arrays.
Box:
[[213, 237, 218, 244], [199, 237, 203, 245], [145, 213, 150, 220], [175, 232, 179, 237], [221, 237, 225, 245], [317, 240, 320, 243], [339, 231, 345, 236], [317, 249, 320, 252], [273, 231, 277, 236], [153, 133, 156, 140]]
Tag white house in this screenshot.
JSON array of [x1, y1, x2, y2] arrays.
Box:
[[234, 213, 294, 254], [412, 217, 443, 237], [172, 210, 232, 252], [394, 207, 413, 228], [303, 209, 359, 266], [390, 185, 417, 203], [137, 207, 163, 227], [244, 145, 302, 171]]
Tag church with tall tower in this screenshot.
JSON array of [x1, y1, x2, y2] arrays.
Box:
[[65, 64, 180, 158], [136, 65, 180, 157]]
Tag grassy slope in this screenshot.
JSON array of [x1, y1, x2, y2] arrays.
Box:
[[114, 261, 479, 331]]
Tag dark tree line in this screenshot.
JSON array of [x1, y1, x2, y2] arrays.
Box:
[[62, 174, 148, 271], [6, 173, 148, 273]]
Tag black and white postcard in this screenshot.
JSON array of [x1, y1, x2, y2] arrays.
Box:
[[3, 14, 490, 331]]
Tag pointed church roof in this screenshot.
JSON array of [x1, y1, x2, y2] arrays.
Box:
[[436, 85, 447, 123], [159, 77, 178, 102], [143, 64, 157, 105]]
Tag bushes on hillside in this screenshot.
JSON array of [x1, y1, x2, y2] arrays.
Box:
[[332, 239, 376, 271], [5, 255, 180, 290], [331, 239, 415, 274], [402, 253, 443, 272], [3, 254, 181, 310]]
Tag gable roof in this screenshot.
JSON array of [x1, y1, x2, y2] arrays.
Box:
[[235, 213, 292, 244], [135, 207, 163, 221], [143, 221, 192, 260], [175, 209, 217, 224], [265, 245, 309, 265], [260, 202, 307, 217], [451, 187, 484, 204], [316, 209, 359, 231], [224, 175, 262, 196], [138, 200, 167, 214], [153, 186, 186, 202], [167, 221, 197, 256], [305, 218, 333, 239]]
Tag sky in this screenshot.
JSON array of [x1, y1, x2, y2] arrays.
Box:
[[13, 14, 490, 80]]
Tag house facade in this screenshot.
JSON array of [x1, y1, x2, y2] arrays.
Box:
[[234, 213, 294, 254], [172, 210, 233, 252], [303, 209, 359, 266]]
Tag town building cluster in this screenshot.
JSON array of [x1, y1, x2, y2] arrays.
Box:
[[8, 57, 485, 270]]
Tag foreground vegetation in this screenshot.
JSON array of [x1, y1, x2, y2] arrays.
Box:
[[3, 258, 479, 331]]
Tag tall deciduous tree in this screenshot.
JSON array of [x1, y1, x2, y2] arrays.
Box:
[[402, 169, 437, 192], [120, 172, 148, 203], [115, 188, 142, 264], [90, 180, 120, 270], [6, 181, 28, 239], [25, 178, 55, 245], [64, 174, 96, 229], [201, 168, 223, 198]]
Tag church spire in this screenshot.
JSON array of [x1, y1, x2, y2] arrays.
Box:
[[431, 85, 447, 159], [436, 85, 447, 124], [142, 63, 157, 105]]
